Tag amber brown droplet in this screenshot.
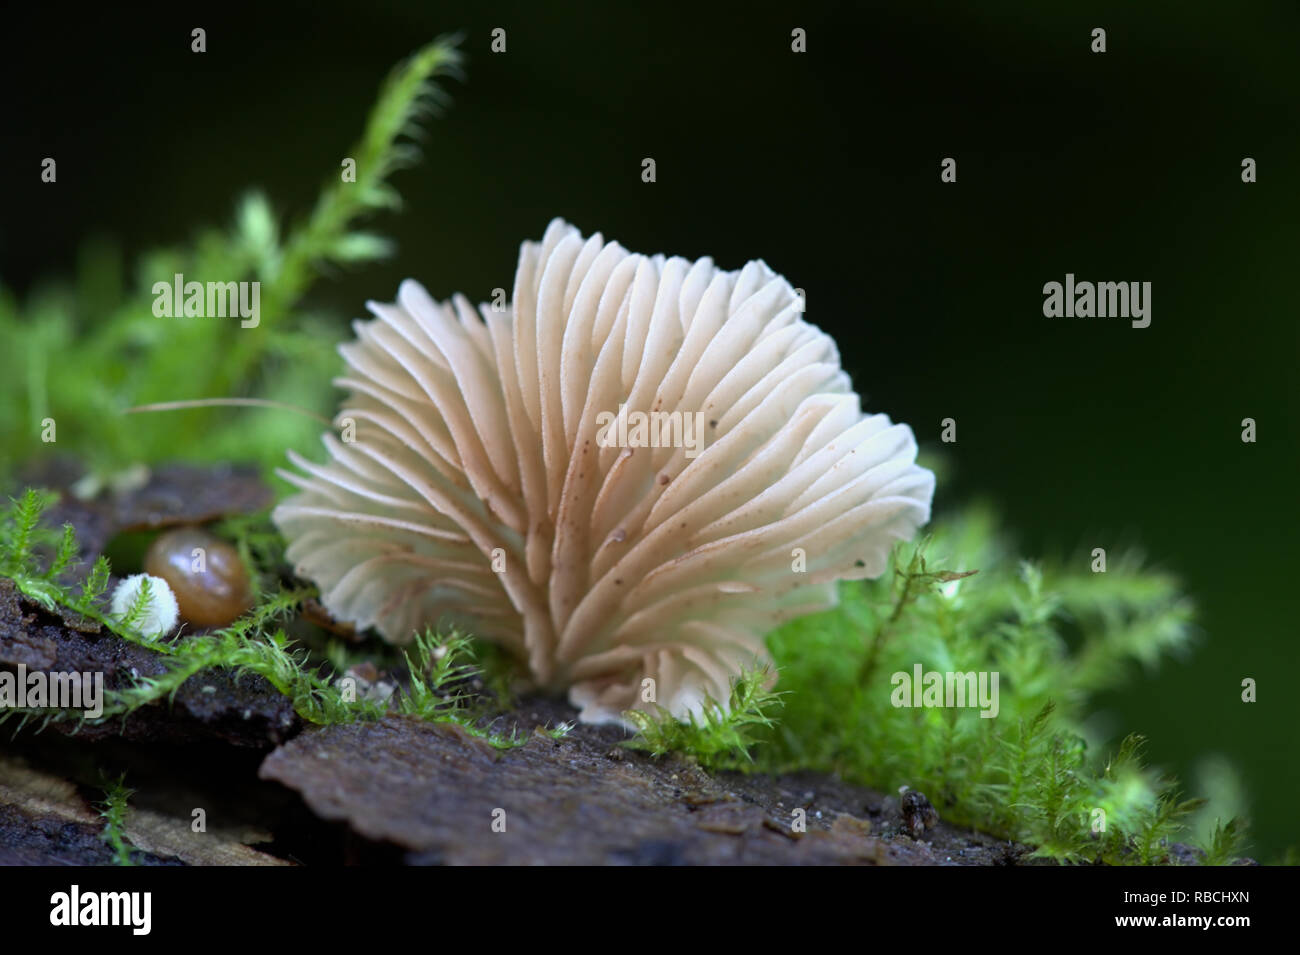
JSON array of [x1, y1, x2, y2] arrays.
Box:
[[144, 526, 253, 627]]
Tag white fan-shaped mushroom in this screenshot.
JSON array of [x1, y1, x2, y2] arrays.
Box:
[[273, 219, 935, 725]]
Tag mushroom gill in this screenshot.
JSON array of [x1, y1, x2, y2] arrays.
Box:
[[273, 219, 935, 725]]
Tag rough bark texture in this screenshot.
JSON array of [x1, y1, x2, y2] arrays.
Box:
[[259, 712, 1026, 865]]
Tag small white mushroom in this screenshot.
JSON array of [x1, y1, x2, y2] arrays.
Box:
[[109, 573, 180, 640], [274, 220, 934, 725]]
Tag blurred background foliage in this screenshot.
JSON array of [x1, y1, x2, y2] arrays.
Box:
[[0, 1, 1294, 857]]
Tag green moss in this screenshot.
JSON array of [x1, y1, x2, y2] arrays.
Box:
[[621, 667, 784, 770], [96, 775, 137, 867], [0, 491, 528, 748], [745, 505, 1243, 864], [614, 502, 1248, 864], [0, 35, 463, 477]]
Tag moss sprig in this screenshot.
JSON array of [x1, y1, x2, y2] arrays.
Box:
[[622, 667, 784, 770], [96, 774, 137, 867], [0, 36, 464, 476], [0, 491, 526, 747], [749, 504, 1233, 864]]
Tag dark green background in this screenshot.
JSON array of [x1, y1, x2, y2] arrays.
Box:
[[3, 1, 1296, 858]]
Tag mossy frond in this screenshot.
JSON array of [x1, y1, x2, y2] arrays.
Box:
[[96, 775, 137, 867], [749, 504, 1239, 865], [0, 492, 524, 747], [1197, 817, 1248, 866], [0, 36, 463, 476], [255, 35, 463, 311], [623, 667, 784, 770], [398, 627, 479, 714], [1, 489, 89, 613]]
